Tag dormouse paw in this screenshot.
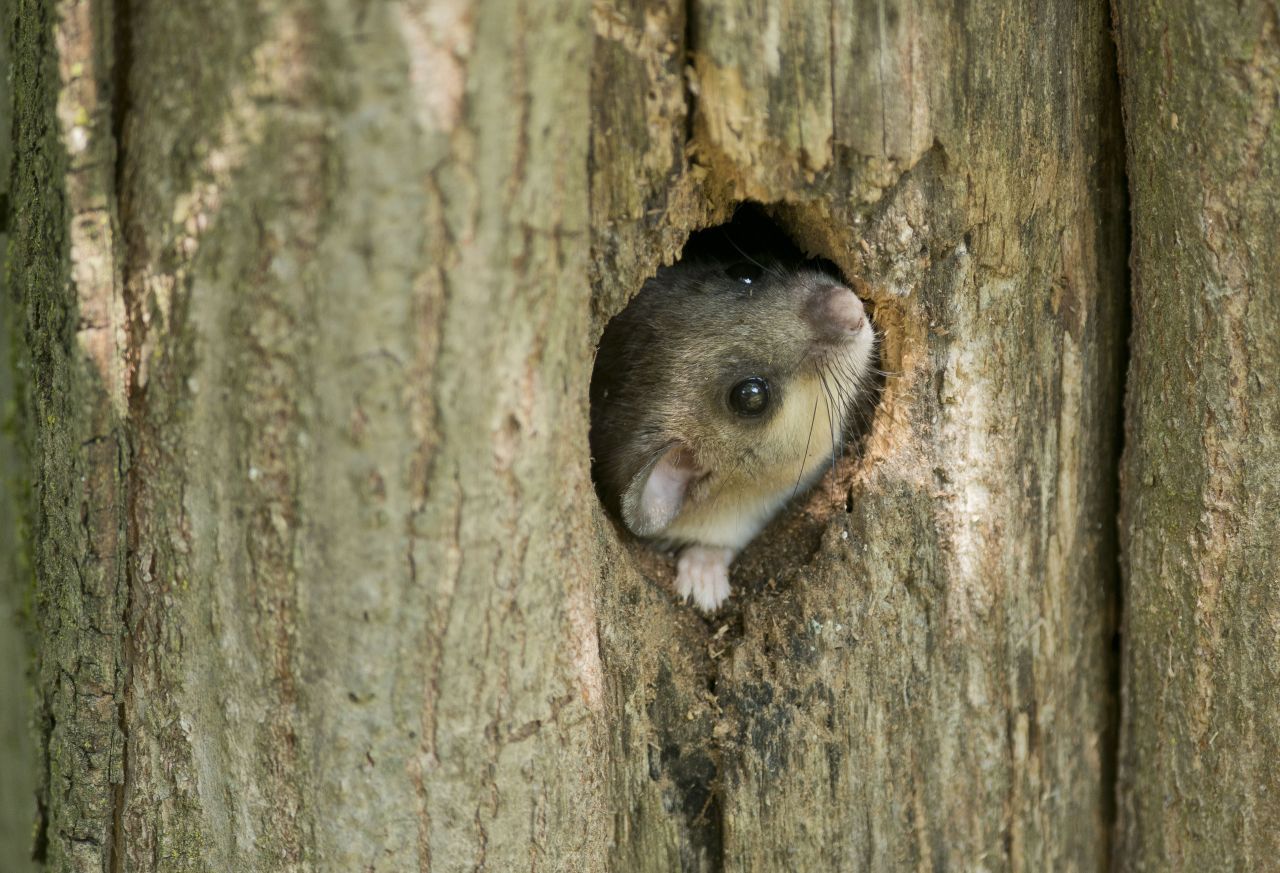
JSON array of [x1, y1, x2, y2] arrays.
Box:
[[675, 546, 734, 612]]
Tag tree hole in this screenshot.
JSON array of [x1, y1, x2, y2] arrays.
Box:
[[590, 203, 886, 611]]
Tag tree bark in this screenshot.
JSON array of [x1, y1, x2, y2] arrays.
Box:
[[595, 0, 1127, 868], [7, 0, 1133, 871], [1112, 3, 1280, 869], [0, 6, 41, 871]]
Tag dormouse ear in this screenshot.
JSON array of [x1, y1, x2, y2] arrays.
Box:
[[621, 443, 703, 537]]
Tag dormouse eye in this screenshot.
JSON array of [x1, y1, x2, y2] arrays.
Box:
[[725, 261, 764, 285], [729, 377, 770, 416]]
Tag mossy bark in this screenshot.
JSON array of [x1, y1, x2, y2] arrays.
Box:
[[1112, 3, 1280, 870], [1, 3, 41, 871], [3, 0, 1216, 870]]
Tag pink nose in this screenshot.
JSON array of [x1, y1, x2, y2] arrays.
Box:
[[806, 283, 867, 340]]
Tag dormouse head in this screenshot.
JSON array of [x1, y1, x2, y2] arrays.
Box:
[[590, 256, 877, 540]]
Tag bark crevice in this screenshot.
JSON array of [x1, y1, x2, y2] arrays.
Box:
[[106, 0, 135, 869], [1100, 6, 1133, 867]]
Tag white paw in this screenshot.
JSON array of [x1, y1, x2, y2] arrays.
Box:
[[675, 546, 734, 612]]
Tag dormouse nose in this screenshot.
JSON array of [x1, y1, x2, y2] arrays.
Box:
[[805, 282, 867, 341]]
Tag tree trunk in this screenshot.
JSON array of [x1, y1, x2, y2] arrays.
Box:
[[0, 7, 41, 872], [1111, 3, 1280, 870], [6, 0, 1227, 871]]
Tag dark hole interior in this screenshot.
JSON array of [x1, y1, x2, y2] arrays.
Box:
[[680, 203, 846, 285]]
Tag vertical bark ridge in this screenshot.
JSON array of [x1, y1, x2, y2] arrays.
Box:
[[11, 0, 131, 869], [1112, 2, 1280, 868], [0, 3, 40, 870]]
